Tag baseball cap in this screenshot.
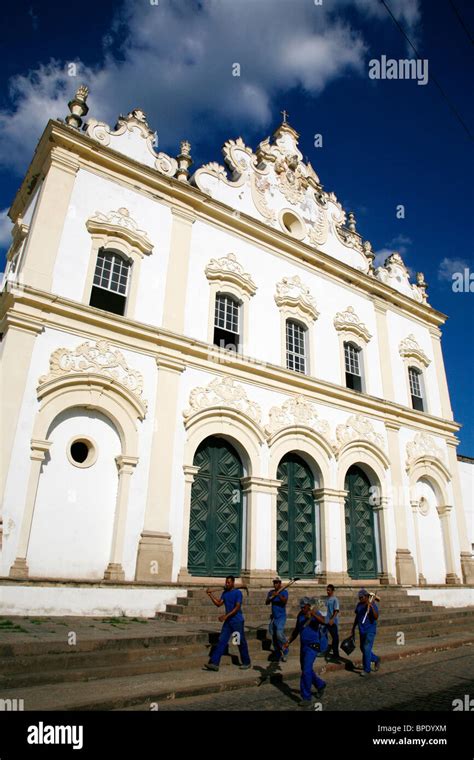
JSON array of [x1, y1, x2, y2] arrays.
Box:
[[358, 588, 369, 597]]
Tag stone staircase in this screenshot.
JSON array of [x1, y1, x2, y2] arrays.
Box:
[[0, 585, 473, 710], [157, 585, 474, 641]]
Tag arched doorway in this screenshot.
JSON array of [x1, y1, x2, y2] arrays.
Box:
[[188, 436, 243, 576], [27, 408, 121, 580], [344, 465, 377, 579], [277, 453, 316, 578]]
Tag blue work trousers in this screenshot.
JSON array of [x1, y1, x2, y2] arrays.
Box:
[[359, 629, 379, 673], [209, 619, 251, 666], [300, 644, 326, 701]]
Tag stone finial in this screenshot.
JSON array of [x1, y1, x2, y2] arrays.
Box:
[[415, 272, 428, 304], [65, 85, 89, 129], [176, 139, 193, 182], [363, 240, 375, 275], [347, 211, 357, 232]]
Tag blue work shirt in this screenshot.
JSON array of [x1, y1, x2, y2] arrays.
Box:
[[354, 601, 378, 634], [325, 596, 340, 627], [220, 589, 244, 623], [267, 588, 288, 622], [295, 610, 325, 646]]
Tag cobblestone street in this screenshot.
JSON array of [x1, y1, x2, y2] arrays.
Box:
[[149, 645, 474, 712]]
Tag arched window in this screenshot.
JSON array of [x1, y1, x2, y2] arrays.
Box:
[[286, 319, 307, 374], [89, 249, 131, 316], [344, 341, 363, 392], [408, 366, 425, 411], [214, 293, 240, 351]]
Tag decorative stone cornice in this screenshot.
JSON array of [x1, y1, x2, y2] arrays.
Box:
[[333, 306, 372, 343], [274, 275, 319, 321], [205, 253, 257, 297], [399, 334, 431, 367], [38, 339, 147, 410], [265, 394, 330, 441], [183, 376, 262, 424], [406, 432, 445, 469], [334, 414, 385, 455], [86, 207, 153, 256]]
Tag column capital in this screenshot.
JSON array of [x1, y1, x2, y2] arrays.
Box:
[[373, 495, 389, 511], [313, 487, 347, 501], [0, 310, 44, 337], [241, 476, 281, 494], [385, 421, 401, 432], [155, 353, 186, 374], [372, 297, 389, 314], [183, 464, 200, 483], [171, 206, 196, 224], [410, 499, 420, 511], [428, 326, 442, 340], [437, 504, 454, 518], [47, 146, 81, 176], [30, 439, 51, 461], [115, 455, 139, 474]]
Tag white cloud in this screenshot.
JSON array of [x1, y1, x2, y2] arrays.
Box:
[[0, 0, 421, 174], [438, 257, 470, 282], [0, 208, 13, 249], [373, 234, 412, 268]]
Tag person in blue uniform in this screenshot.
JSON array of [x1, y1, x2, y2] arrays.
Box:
[[351, 589, 381, 676], [203, 575, 251, 672], [265, 576, 289, 662], [325, 584, 341, 661], [287, 596, 327, 707]]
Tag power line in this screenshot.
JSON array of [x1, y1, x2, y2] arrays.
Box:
[[449, 0, 474, 46], [379, 0, 473, 140]]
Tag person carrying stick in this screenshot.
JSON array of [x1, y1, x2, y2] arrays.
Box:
[[203, 575, 251, 672], [351, 588, 381, 676], [265, 576, 289, 662]]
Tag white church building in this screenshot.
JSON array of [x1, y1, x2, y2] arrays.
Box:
[[1, 85, 473, 614]]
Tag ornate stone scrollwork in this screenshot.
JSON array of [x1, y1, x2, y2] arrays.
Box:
[[86, 109, 178, 177], [205, 253, 257, 297], [333, 306, 372, 342], [183, 377, 262, 423], [86, 207, 153, 255], [334, 414, 385, 454], [406, 432, 445, 469], [274, 275, 319, 322], [265, 395, 331, 440], [38, 340, 147, 409], [399, 335, 431, 367]]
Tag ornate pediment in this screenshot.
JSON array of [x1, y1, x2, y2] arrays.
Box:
[[86, 207, 153, 255], [274, 275, 319, 322], [265, 395, 331, 441], [375, 252, 430, 306], [334, 414, 385, 455], [183, 377, 261, 423], [205, 253, 257, 297], [406, 432, 445, 469], [86, 109, 178, 177], [38, 340, 147, 410], [399, 335, 431, 367], [333, 306, 372, 342]]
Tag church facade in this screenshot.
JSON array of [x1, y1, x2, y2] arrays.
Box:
[[1, 85, 473, 596]]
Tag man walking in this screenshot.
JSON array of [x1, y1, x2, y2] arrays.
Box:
[[351, 589, 380, 676], [325, 584, 341, 662], [287, 597, 327, 707], [203, 575, 251, 672], [265, 576, 289, 662]]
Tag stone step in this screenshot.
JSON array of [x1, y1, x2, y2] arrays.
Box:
[[1, 632, 472, 711]]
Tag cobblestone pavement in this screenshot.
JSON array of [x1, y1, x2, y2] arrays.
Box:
[[151, 645, 474, 712]]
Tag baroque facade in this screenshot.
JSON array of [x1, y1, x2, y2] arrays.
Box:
[[1, 86, 473, 594]]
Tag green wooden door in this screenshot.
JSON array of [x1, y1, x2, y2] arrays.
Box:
[[188, 437, 243, 576], [277, 454, 316, 578], [344, 465, 377, 579]]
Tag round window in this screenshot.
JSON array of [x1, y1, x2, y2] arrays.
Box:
[[67, 437, 97, 468], [280, 210, 306, 240]]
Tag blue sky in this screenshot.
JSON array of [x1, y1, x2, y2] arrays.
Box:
[[1, 0, 473, 450]]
